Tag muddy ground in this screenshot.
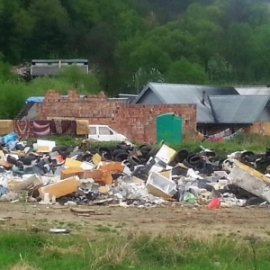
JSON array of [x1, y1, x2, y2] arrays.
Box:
[[0, 203, 269, 239]]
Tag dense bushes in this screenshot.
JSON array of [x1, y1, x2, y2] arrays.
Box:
[[0, 66, 101, 119]]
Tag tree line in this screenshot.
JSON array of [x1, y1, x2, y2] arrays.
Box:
[[0, 0, 270, 99]]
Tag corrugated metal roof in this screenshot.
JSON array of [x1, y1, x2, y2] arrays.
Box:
[[209, 95, 269, 124], [108, 98, 130, 104], [31, 59, 88, 63], [133, 83, 239, 123], [236, 87, 270, 95], [118, 94, 138, 104]]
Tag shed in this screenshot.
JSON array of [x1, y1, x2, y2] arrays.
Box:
[[133, 83, 239, 124], [30, 59, 89, 77]]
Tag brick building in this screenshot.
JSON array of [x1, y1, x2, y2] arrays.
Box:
[[36, 90, 197, 143]]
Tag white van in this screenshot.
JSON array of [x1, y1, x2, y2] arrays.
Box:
[[88, 125, 132, 144]]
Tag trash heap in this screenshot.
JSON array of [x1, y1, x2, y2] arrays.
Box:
[[1, 135, 270, 209]]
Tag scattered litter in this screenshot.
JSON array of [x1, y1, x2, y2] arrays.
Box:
[[208, 198, 221, 209], [49, 228, 70, 234], [0, 134, 268, 209]]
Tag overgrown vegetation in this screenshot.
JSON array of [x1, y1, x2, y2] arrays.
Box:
[[0, 231, 269, 270], [1, 1, 270, 120], [1, 0, 270, 95], [0, 65, 102, 119]]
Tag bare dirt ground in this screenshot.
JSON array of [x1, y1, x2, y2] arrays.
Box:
[[0, 203, 270, 239]]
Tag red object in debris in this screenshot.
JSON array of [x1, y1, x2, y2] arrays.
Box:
[[208, 198, 221, 209], [56, 155, 64, 163]]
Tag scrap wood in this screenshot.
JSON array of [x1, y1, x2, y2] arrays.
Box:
[[88, 198, 114, 205], [107, 203, 129, 208], [70, 207, 96, 214], [77, 213, 90, 217], [76, 212, 111, 217], [70, 207, 111, 216]]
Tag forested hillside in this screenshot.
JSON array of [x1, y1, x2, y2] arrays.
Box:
[[1, 0, 270, 96]]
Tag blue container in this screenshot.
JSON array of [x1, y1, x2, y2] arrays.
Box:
[[3, 132, 18, 144]]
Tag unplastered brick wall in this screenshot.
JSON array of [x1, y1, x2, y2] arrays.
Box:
[[37, 90, 197, 143]]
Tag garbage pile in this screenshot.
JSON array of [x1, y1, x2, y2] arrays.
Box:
[[0, 135, 270, 209]]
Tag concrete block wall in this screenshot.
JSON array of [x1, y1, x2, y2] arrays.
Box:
[[37, 90, 197, 143]]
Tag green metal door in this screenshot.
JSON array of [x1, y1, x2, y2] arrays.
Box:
[[156, 113, 182, 143]]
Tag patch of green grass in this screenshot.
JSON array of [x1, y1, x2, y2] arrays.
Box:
[[0, 231, 270, 269], [95, 225, 116, 233], [39, 219, 48, 223]]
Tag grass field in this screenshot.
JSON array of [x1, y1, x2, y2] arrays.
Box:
[[2, 203, 270, 270], [10, 134, 270, 269], [2, 229, 270, 270]]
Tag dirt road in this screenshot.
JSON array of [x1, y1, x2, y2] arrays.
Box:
[[0, 203, 269, 238]]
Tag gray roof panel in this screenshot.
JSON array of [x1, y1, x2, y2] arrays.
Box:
[[209, 95, 269, 124], [133, 83, 239, 123], [236, 87, 270, 95]]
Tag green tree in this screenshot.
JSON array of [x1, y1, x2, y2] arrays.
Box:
[[165, 58, 208, 84], [130, 42, 171, 73], [226, 23, 254, 82], [0, 0, 270, 92], [208, 54, 232, 83], [133, 68, 164, 93], [27, 77, 71, 96], [115, 10, 145, 40], [57, 66, 101, 94], [11, 9, 35, 62], [184, 3, 224, 73], [0, 53, 18, 82], [0, 0, 23, 63], [251, 22, 270, 82], [248, 2, 270, 27], [115, 35, 144, 92], [0, 82, 26, 118], [28, 0, 70, 58]]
